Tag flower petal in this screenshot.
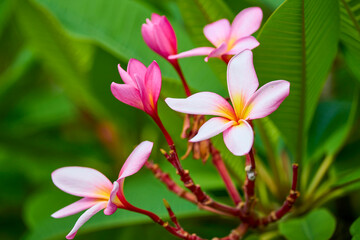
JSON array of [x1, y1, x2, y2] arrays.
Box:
[[190, 117, 235, 142], [243, 80, 290, 120], [168, 47, 215, 59], [230, 7, 263, 40], [227, 50, 259, 118], [110, 83, 144, 111], [143, 61, 161, 111], [159, 16, 177, 52], [142, 21, 160, 54], [205, 42, 228, 62], [226, 36, 260, 55], [104, 181, 121, 215], [127, 58, 147, 84], [204, 19, 231, 47], [52, 167, 113, 199], [117, 64, 136, 87], [66, 201, 107, 239], [118, 141, 154, 179], [165, 92, 236, 120], [223, 120, 254, 156], [52, 198, 100, 219]]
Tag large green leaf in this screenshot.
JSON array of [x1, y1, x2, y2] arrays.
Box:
[[15, 0, 107, 120], [340, 0, 360, 82], [32, 0, 224, 94], [351, 216, 360, 238], [279, 208, 336, 240], [253, 0, 339, 162], [25, 172, 209, 240]]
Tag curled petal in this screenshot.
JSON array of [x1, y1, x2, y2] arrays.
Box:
[[168, 47, 214, 60], [117, 64, 136, 87], [142, 22, 160, 54], [52, 167, 113, 199], [226, 36, 260, 55], [204, 19, 230, 47], [190, 117, 235, 142], [165, 92, 236, 120], [118, 141, 153, 179], [127, 58, 147, 84], [111, 83, 144, 111], [159, 16, 177, 52], [205, 43, 228, 62], [52, 198, 100, 219], [66, 201, 107, 239], [104, 181, 121, 215], [230, 7, 263, 40], [223, 120, 254, 156], [227, 50, 259, 118], [142, 61, 161, 112], [244, 80, 290, 120]]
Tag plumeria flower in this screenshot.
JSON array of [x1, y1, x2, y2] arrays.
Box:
[[165, 50, 290, 156], [111, 59, 161, 118], [51, 141, 153, 239], [142, 13, 177, 63], [169, 7, 262, 62]]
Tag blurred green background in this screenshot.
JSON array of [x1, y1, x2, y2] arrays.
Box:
[[1, 0, 360, 239]]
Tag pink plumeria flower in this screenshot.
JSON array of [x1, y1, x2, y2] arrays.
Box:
[[142, 13, 177, 63], [111, 59, 161, 118], [165, 50, 290, 156], [169, 7, 262, 62], [51, 141, 153, 239]]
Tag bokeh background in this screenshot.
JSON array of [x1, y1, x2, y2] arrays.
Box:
[[1, 0, 360, 239]]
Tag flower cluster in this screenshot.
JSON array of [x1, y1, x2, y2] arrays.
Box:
[[51, 7, 295, 240]]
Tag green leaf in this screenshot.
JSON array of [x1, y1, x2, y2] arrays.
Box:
[[33, 0, 225, 94], [25, 172, 208, 240], [350, 216, 360, 236], [0, 0, 14, 36], [340, 0, 360, 82], [15, 0, 107, 119], [253, 0, 339, 162], [307, 96, 358, 160], [279, 208, 336, 240]]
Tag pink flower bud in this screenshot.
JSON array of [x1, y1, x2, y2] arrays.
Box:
[[142, 13, 177, 60]]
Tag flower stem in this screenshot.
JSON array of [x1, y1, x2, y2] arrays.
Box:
[[210, 144, 242, 205], [172, 60, 191, 97]]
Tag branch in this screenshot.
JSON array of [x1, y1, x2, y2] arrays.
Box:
[[210, 144, 242, 205], [252, 164, 299, 227]]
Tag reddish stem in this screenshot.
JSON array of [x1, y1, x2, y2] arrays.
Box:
[[221, 55, 232, 64], [152, 113, 174, 146], [243, 148, 256, 215], [210, 144, 242, 205], [251, 164, 299, 227], [172, 60, 191, 97]]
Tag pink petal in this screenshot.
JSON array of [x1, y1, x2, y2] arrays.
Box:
[[223, 120, 254, 156], [165, 92, 236, 120], [230, 7, 263, 40], [243, 80, 290, 120], [104, 181, 121, 215], [143, 61, 161, 111], [190, 117, 235, 142], [158, 16, 177, 55], [66, 201, 107, 239], [205, 42, 228, 62], [153, 24, 176, 57], [226, 36, 260, 55], [118, 141, 153, 179], [110, 82, 144, 111], [52, 198, 100, 218], [117, 64, 137, 88], [168, 47, 214, 59], [52, 167, 113, 199], [204, 19, 231, 47], [127, 59, 147, 84], [227, 50, 258, 118], [151, 13, 162, 23], [142, 22, 161, 54]]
